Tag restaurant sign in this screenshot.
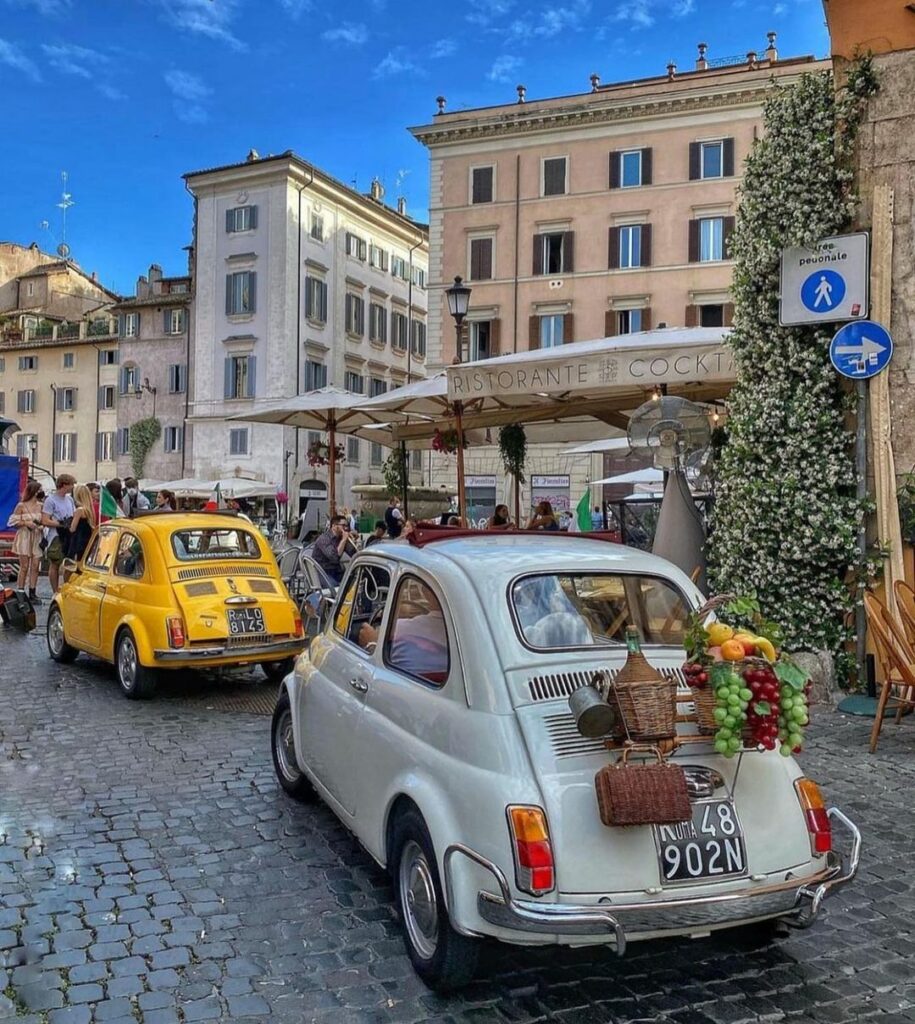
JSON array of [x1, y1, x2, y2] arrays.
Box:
[[447, 342, 734, 401]]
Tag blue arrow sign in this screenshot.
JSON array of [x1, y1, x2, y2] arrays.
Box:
[[829, 320, 893, 379]]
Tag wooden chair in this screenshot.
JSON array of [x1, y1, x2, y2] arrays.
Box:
[[893, 580, 915, 645], [863, 591, 915, 752]]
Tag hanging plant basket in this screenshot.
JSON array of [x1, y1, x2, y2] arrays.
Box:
[[431, 428, 466, 455], [498, 423, 527, 484], [307, 440, 345, 467]]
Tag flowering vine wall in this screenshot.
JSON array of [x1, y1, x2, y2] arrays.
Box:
[[709, 63, 878, 659]]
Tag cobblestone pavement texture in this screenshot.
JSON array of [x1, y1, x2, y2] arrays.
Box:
[[1, 600, 914, 1024]]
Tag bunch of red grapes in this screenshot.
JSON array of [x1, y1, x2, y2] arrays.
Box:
[[743, 665, 810, 755]]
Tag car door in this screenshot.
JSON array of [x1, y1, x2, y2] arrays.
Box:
[[298, 561, 391, 816], [354, 572, 459, 832], [99, 531, 148, 652], [65, 526, 119, 650]]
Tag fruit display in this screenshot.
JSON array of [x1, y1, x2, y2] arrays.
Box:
[[682, 595, 811, 758]]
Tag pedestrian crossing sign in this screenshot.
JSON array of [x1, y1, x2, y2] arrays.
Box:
[[779, 232, 869, 326]]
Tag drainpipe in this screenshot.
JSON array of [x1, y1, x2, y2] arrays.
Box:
[[513, 153, 521, 353], [406, 235, 423, 384], [92, 343, 103, 481], [293, 169, 316, 495], [49, 383, 57, 478], [182, 181, 198, 479]]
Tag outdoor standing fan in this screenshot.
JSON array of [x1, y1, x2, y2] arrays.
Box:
[[627, 397, 712, 592]]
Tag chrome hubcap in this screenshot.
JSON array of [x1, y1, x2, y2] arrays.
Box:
[[118, 637, 137, 690], [48, 611, 64, 654], [274, 708, 301, 782], [399, 840, 438, 960]]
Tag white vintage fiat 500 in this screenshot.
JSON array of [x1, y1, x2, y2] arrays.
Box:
[[271, 533, 859, 991]]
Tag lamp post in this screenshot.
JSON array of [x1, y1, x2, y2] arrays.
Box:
[[28, 435, 37, 478], [135, 378, 158, 418], [283, 449, 293, 516], [445, 276, 472, 525]]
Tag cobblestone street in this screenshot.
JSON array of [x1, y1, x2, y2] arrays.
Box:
[[1, 619, 913, 1024]]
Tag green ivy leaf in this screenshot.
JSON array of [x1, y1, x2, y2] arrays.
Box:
[[774, 658, 808, 691], [710, 662, 731, 687], [753, 701, 771, 716]]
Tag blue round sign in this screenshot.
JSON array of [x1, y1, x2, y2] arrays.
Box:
[[829, 320, 893, 380], [801, 269, 846, 314]]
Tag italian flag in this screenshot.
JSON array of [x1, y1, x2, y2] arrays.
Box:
[[100, 488, 120, 522], [568, 491, 591, 533]]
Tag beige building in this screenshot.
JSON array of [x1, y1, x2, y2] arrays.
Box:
[[410, 39, 830, 518], [0, 244, 120, 484]]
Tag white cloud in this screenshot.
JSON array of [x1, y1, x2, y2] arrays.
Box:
[[613, 0, 694, 28], [0, 37, 40, 81], [164, 69, 212, 123], [322, 22, 368, 45], [96, 81, 126, 101], [773, 1, 787, 13], [373, 48, 421, 78], [467, 0, 512, 26], [429, 38, 456, 59], [278, 0, 311, 16], [159, 0, 244, 50], [40, 43, 107, 78], [487, 54, 522, 82], [506, 0, 590, 40], [3, 0, 70, 13]]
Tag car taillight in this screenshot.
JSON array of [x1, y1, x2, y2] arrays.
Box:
[[166, 616, 186, 649], [507, 806, 554, 896], [293, 615, 304, 639], [794, 778, 831, 854]]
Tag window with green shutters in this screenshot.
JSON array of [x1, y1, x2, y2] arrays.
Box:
[[226, 205, 257, 232], [305, 276, 328, 323], [226, 272, 256, 316], [224, 354, 256, 399]]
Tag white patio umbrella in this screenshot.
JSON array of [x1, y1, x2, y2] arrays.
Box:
[[228, 385, 408, 515], [592, 467, 665, 487], [562, 437, 632, 457]]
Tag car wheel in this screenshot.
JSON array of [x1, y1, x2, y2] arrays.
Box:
[[261, 658, 295, 684], [115, 630, 157, 700], [391, 808, 478, 992], [271, 691, 316, 802], [47, 605, 78, 663]]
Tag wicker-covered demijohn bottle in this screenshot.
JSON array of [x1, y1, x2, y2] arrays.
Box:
[[611, 626, 677, 740]]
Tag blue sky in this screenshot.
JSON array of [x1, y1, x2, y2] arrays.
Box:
[[0, 0, 828, 296]]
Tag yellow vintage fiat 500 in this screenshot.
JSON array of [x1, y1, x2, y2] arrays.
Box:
[[47, 511, 306, 698]]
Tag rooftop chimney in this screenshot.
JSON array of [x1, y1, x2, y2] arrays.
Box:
[[666, 61, 677, 80], [436, 95, 446, 114], [590, 72, 600, 92], [747, 50, 758, 69], [396, 197, 407, 216], [246, 148, 260, 162], [370, 178, 384, 202], [516, 83, 526, 103], [696, 42, 708, 70], [765, 31, 778, 62]]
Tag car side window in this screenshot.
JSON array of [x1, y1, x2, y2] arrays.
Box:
[[85, 526, 119, 572], [333, 564, 391, 655], [383, 575, 450, 686], [114, 533, 145, 579]]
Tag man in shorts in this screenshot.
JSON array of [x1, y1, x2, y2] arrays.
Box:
[[41, 474, 76, 594]]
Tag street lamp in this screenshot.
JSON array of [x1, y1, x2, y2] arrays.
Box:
[[28, 435, 37, 477], [283, 449, 293, 506], [445, 275, 471, 364], [134, 378, 158, 418]]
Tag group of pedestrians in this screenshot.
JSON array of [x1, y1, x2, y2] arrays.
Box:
[[7, 473, 178, 599]]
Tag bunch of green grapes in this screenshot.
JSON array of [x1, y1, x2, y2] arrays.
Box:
[[711, 668, 751, 758], [778, 682, 810, 756]]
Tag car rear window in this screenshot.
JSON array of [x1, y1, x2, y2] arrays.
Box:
[[510, 572, 691, 650], [170, 528, 261, 561]]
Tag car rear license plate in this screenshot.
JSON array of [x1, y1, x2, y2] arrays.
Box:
[[227, 607, 265, 635], [653, 800, 746, 885]]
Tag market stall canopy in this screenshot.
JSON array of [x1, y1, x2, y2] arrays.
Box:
[[152, 477, 279, 499]]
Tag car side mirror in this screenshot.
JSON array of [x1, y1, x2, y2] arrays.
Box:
[[62, 557, 79, 575]]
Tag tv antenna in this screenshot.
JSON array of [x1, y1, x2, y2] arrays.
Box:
[[55, 171, 74, 259]]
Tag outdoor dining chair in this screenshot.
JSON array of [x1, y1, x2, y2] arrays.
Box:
[[893, 580, 915, 646], [862, 591, 915, 752]]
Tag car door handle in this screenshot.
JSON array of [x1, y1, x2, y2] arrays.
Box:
[[349, 677, 369, 693], [94, 582, 107, 593]]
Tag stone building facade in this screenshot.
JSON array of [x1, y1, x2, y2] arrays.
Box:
[[112, 263, 193, 483], [410, 40, 829, 519], [184, 151, 429, 515]]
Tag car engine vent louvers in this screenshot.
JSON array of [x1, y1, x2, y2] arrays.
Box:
[[248, 579, 277, 594], [528, 665, 687, 702], [176, 564, 271, 581], [543, 714, 607, 758], [184, 581, 218, 597]]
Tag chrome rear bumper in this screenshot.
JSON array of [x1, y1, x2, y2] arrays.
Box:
[[153, 638, 305, 662], [444, 807, 860, 954]]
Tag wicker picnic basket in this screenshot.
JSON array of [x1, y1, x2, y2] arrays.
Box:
[[609, 626, 677, 741], [594, 746, 691, 827]]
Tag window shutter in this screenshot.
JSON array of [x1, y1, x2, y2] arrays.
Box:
[[608, 227, 620, 270], [226, 209, 234, 233], [723, 216, 736, 259], [248, 272, 257, 313], [641, 307, 652, 331], [225, 275, 233, 316], [722, 138, 735, 177], [98, 386, 105, 409], [16, 391, 24, 414], [563, 232, 574, 273], [688, 220, 700, 263], [224, 358, 233, 398], [249, 205, 258, 229], [604, 311, 616, 337], [688, 142, 701, 180], [529, 315, 540, 350], [481, 238, 493, 279], [304, 279, 313, 319], [608, 151, 620, 189], [470, 239, 481, 280], [641, 148, 653, 185], [164, 310, 171, 333], [532, 235, 543, 275], [70, 389, 77, 411], [489, 318, 501, 357], [685, 304, 699, 328], [562, 313, 575, 344], [180, 365, 187, 393], [118, 314, 125, 337], [320, 281, 328, 321], [723, 303, 735, 326], [641, 224, 652, 267], [55, 388, 63, 412], [71, 436, 77, 462], [247, 356, 257, 398]]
